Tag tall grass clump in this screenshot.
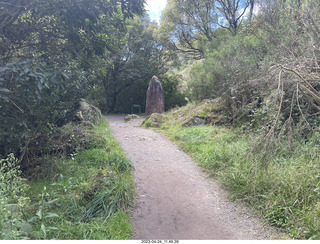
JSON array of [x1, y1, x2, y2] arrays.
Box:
[[81, 172, 134, 221], [1, 120, 135, 240], [161, 123, 320, 239], [220, 135, 320, 239]]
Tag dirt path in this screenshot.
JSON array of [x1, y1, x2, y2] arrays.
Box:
[[106, 115, 281, 240]]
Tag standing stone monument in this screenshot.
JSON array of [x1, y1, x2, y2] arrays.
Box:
[[145, 76, 164, 116]]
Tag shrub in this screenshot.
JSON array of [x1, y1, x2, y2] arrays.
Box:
[[0, 60, 89, 160], [160, 75, 188, 110], [0, 154, 30, 240]]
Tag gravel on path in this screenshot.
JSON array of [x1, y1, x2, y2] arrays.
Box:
[[105, 115, 285, 240]]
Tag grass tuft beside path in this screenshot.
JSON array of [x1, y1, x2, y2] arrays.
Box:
[[158, 122, 320, 240], [0, 119, 134, 240]]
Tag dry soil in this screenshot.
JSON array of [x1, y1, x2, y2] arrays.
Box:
[[105, 115, 284, 240]]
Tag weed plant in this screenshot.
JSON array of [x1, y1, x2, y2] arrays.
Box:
[[0, 154, 31, 239], [0, 120, 134, 240], [160, 123, 320, 239]]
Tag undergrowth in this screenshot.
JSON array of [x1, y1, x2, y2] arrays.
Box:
[[159, 122, 320, 240], [0, 120, 134, 240]]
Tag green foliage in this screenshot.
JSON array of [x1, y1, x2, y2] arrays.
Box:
[[75, 148, 132, 173], [107, 73, 188, 113], [82, 173, 134, 222], [0, 154, 30, 240], [216, 0, 254, 35], [160, 75, 188, 110], [188, 60, 217, 101], [0, 60, 89, 158], [160, 122, 320, 239], [86, 84, 110, 113], [27, 187, 60, 239], [57, 210, 132, 240], [105, 152, 133, 172], [92, 15, 172, 114], [0, 0, 146, 161], [113, 80, 149, 114], [160, 0, 217, 58], [1, 120, 135, 240], [188, 27, 266, 102], [0, 0, 145, 65], [184, 0, 320, 137]]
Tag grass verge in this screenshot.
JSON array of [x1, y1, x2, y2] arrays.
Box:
[[158, 122, 320, 240], [0, 119, 134, 240]]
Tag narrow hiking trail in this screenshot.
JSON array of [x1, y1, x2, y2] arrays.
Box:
[[106, 115, 281, 240]]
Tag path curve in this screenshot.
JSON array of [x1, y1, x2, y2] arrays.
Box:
[[106, 115, 280, 240]]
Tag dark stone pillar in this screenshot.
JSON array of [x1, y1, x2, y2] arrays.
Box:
[[145, 76, 164, 116]]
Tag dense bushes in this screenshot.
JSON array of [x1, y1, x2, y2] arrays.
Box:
[[88, 73, 187, 114], [0, 60, 89, 160], [0, 0, 145, 162], [188, 26, 264, 101], [161, 75, 188, 110], [185, 0, 320, 139]]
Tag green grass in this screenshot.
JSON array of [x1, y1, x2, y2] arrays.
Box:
[[1, 119, 135, 240], [159, 122, 320, 240], [81, 172, 134, 222], [53, 210, 132, 240]]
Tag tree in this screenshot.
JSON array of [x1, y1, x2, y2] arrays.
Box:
[[160, 0, 219, 59], [0, 0, 145, 65], [98, 16, 172, 113], [216, 0, 253, 35], [0, 0, 146, 159]]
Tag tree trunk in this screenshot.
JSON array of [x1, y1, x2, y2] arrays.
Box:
[[249, 0, 255, 22]]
